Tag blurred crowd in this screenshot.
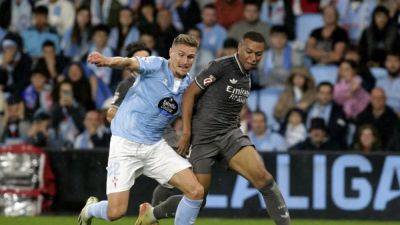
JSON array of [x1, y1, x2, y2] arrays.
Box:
[[0, 0, 400, 153]]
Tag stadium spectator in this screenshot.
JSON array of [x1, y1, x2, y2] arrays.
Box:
[[196, 3, 227, 56], [215, 0, 243, 29], [27, 111, 57, 147], [280, 108, 307, 148], [387, 120, 400, 151], [35, 0, 75, 35], [108, 7, 140, 56], [343, 45, 376, 92], [228, 2, 269, 42], [305, 5, 348, 65], [274, 66, 316, 123], [0, 36, 32, 96], [353, 124, 381, 153], [0, 0, 32, 33], [90, 0, 123, 27], [306, 82, 348, 148], [187, 27, 214, 78], [248, 111, 287, 152], [356, 88, 398, 149], [21, 6, 60, 58], [218, 37, 238, 57], [51, 80, 85, 148], [260, 0, 295, 40], [74, 110, 111, 149], [61, 6, 92, 61], [171, 0, 201, 32], [86, 24, 114, 86], [0, 96, 30, 145], [359, 6, 400, 67], [22, 69, 53, 117], [0, 28, 5, 43], [333, 60, 370, 119], [0, 90, 5, 115], [378, 0, 398, 17], [35, 40, 69, 82], [376, 52, 400, 114], [291, 117, 340, 151], [137, 3, 157, 34], [335, 0, 377, 43], [257, 25, 303, 89], [154, 9, 179, 58], [139, 33, 159, 56], [64, 62, 95, 111]]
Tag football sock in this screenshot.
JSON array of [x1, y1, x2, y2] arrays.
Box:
[[87, 200, 109, 221], [174, 196, 202, 225], [153, 195, 182, 219], [151, 184, 181, 206], [259, 181, 291, 225]]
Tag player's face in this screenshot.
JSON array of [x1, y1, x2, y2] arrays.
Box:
[[238, 39, 265, 71], [169, 44, 197, 77]]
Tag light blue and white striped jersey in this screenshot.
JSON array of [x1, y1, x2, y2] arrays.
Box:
[[111, 56, 192, 144]]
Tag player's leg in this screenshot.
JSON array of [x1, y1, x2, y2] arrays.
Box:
[[228, 146, 290, 225], [79, 136, 143, 224]]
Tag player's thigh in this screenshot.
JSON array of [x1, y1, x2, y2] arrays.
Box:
[[143, 139, 192, 188], [195, 173, 212, 193], [228, 146, 273, 187], [107, 136, 144, 195]]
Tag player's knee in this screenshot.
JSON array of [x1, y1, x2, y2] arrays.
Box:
[[107, 206, 126, 221], [185, 183, 204, 200], [251, 169, 273, 189]]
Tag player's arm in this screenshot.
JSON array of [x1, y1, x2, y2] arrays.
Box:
[[177, 82, 202, 155], [87, 51, 139, 72]]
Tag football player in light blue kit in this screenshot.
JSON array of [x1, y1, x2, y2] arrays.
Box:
[[78, 34, 204, 225]]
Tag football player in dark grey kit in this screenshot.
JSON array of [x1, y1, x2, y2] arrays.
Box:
[[144, 32, 290, 225]]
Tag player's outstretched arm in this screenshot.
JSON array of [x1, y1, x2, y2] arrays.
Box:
[[87, 51, 139, 72], [177, 82, 202, 155]]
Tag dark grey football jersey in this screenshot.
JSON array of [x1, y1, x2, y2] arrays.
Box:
[[192, 54, 250, 145]]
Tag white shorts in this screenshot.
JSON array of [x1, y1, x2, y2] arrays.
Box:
[[106, 135, 191, 195]]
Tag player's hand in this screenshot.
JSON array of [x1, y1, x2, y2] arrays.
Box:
[[177, 133, 191, 156], [87, 52, 108, 67]]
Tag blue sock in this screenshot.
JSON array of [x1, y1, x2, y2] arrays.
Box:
[[87, 200, 109, 221], [174, 196, 202, 225]]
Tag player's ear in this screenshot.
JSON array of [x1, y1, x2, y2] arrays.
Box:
[[169, 47, 173, 58]]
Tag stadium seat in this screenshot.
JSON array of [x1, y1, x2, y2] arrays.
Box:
[[248, 88, 283, 131], [295, 13, 324, 44], [369, 67, 388, 81], [310, 65, 338, 85]]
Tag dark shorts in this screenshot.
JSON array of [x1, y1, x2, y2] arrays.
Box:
[[189, 128, 253, 174]]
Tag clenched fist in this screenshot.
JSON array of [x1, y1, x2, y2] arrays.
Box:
[[87, 52, 109, 67]]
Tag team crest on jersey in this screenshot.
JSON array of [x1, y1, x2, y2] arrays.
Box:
[[158, 97, 178, 116], [203, 75, 216, 87]]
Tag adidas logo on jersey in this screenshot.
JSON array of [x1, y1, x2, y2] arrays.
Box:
[[229, 78, 238, 84]]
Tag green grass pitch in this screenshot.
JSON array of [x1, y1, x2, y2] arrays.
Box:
[[1, 216, 400, 225]]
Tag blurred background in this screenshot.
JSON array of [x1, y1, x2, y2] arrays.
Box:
[[0, 0, 399, 223]]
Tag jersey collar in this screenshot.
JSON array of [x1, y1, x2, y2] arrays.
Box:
[[234, 53, 249, 76]]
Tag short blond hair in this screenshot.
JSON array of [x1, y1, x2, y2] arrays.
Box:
[[172, 34, 199, 48]]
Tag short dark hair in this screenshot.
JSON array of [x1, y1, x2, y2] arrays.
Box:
[[187, 27, 202, 38], [172, 34, 199, 48], [244, 2, 260, 11], [386, 51, 400, 61], [203, 3, 215, 10], [34, 6, 49, 15], [42, 40, 55, 49], [270, 25, 288, 36], [242, 31, 265, 45], [92, 24, 110, 36], [126, 42, 151, 57], [340, 59, 358, 70], [223, 38, 238, 49], [317, 82, 334, 92]]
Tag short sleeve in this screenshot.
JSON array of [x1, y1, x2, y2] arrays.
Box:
[[194, 61, 223, 90], [136, 56, 164, 75]]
